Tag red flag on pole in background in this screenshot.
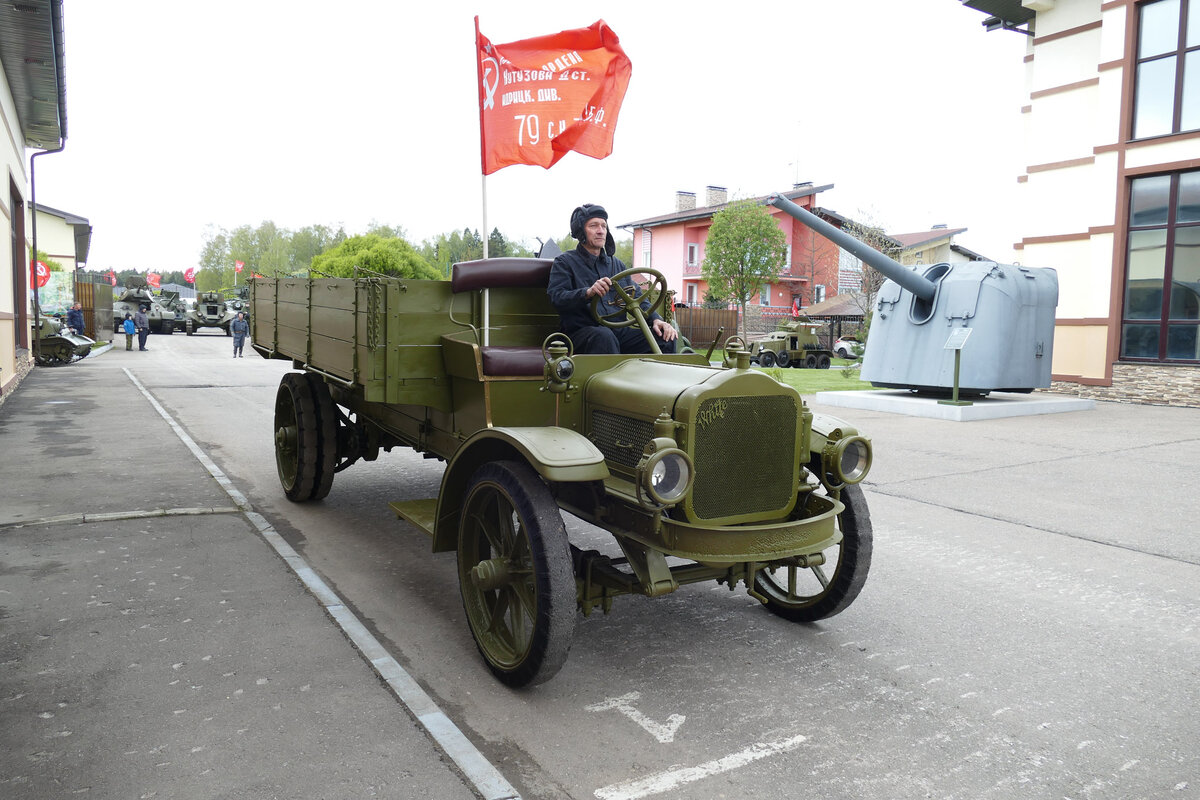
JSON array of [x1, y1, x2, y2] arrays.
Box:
[[30, 260, 49, 289], [475, 18, 632, 175], [235, 261, 244, 274], [107, 269, 117, 286], [147, 272, 161, 289], [184, 267, 196, 284], [792, 297, 800, 318]]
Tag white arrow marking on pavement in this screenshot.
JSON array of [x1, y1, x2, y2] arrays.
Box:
[[585, 692, 685, 743], [593, 734, 809, 800]]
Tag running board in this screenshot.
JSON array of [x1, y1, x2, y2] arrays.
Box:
[[388, 498, 437, 538]]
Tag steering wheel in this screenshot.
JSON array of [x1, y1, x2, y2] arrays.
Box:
[[589, 268, 669, 331]]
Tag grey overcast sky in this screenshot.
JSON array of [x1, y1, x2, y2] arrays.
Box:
[[35, 0, 1028, 274]]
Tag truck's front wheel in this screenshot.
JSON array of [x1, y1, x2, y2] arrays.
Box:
[[754, 483, 872, 622], [457, 460, 575, 687]]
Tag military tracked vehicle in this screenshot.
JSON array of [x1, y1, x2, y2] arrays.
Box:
[[252, 260, 874, 687], [113, 280, 177, 334], [185, 290, 237, 335], [749, 317, 833, 369], [32, 315, 94, 365]]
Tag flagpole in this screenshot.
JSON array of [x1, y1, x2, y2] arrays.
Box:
[[475, 15, 490, 345]]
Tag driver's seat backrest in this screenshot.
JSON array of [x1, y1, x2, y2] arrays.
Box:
[[450, 258, 554, 376]]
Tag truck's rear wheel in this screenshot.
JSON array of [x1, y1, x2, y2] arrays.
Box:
[[457, 460, 575, 687], [817, 354, 831, 369], [754, 483, 872, 622], [273, 373, 338, 502]]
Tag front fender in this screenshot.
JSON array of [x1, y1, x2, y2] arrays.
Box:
[[431, 427, 610, 552]]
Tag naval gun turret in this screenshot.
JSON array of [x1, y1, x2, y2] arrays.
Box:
[[767, 193, 1058, 394]]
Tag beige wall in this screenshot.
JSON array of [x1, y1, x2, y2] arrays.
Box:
[[1, 56, 32, 397], [1018, 1, 1117, 384], [34, 208, 80, 268]]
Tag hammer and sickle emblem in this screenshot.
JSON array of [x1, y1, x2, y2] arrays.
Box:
[[481, 53, 500, 110]]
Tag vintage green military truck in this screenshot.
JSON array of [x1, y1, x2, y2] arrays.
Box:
[[748, 317, 834, 369], [251, 259, 873, 687]]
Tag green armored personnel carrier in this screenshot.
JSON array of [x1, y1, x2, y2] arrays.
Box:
[[186, 290, 237, 335], [251, 260, 873, 686], [749, 317, 833, 369]]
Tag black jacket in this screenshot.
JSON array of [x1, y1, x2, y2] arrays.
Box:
[[546, 244, 659, 334]]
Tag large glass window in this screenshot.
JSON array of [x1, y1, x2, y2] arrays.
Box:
[[1122, 171, 1200, 361], [1133, 0, 1200, 138]]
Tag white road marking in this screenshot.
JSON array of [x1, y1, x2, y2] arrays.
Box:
[[586, 692, 685, 743], [125, 368, 522, 800], [593, 734, 808, 800]]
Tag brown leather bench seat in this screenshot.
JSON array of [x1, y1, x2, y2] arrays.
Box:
[[451, 258, 556, 377]]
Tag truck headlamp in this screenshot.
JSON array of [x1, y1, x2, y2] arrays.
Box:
[[552, 356, 574, 382], [640, 447, 693, 506], [829, 435, 871, 485]]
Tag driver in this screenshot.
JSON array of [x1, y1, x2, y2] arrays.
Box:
[[547, 203, 677, 354]]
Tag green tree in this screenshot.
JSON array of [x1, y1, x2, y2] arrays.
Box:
[[701, 199, 787, 338], [310, 234, 440, 280], [487, 227, 509, 258]]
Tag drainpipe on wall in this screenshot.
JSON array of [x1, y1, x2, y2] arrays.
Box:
[[29, 0, 69, 364]]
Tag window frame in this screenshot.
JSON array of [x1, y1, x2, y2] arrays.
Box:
[[1121, 169, 1200, 363], [1132, 0, 1200, 139]]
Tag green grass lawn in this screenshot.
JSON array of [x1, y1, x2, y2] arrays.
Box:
[[757, 360, 878, 394]]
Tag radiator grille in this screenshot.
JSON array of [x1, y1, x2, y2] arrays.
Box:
[[591, 409, 654, 469], [692, 395, 797, 520]]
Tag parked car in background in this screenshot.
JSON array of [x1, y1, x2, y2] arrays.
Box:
[[834, 335, 861, 359]]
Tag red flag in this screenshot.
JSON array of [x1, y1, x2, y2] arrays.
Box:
[[235, 260, 244, 273], [147, 272, 161, 289], [475, 18, 631, 175], [184, 267, 196, 284], [792, 297, 800, 318], [31, 260, 50, 289], [252, 272, 264, 279], [107, 269, 117, 286]]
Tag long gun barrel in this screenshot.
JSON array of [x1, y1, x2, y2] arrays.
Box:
[[767, 193, 937, 302]]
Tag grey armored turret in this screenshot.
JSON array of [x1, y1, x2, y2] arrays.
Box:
[[767, 193, 1058, 394]]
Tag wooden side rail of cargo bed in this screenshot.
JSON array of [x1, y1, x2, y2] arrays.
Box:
[[451, 258, 555, 377]]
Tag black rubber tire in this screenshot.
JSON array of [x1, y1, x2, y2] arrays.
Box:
[[805, 354, 818, 369], [273, 373, 337, 502], [305, 373, 339, 501], [457, 460, 575, 687], [754, 483, 873, 622], [776, 350, 791, 368], [817, 354, 831, 370], [759, 351, 776, 368], [186, 321, 194, 336]]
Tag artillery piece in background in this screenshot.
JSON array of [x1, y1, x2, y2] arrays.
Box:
[[113, 278, 178, 334], [186, 290, 237, 335], [768, 194, 1058, 395]]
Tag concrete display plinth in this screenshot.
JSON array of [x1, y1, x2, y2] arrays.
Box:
[[813, 389, 1095, 421]]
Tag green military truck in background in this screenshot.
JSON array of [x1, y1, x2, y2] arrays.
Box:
[[749, 317, 834, 369], [251, 259, 873, 687]]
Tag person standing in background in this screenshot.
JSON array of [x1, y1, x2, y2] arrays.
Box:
[[230, 312, 249, 357], [133, 306, 150, 351], [122, 313, 135, 350]]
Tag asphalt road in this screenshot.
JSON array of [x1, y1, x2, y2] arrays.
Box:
[[21, 330, 1200, 800]]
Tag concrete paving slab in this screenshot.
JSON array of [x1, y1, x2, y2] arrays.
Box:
[[814, 389, 1096, 420]]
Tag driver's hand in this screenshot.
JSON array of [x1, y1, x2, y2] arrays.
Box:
[[587, 276, 613, 299], [652, 318, 678, 342]]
